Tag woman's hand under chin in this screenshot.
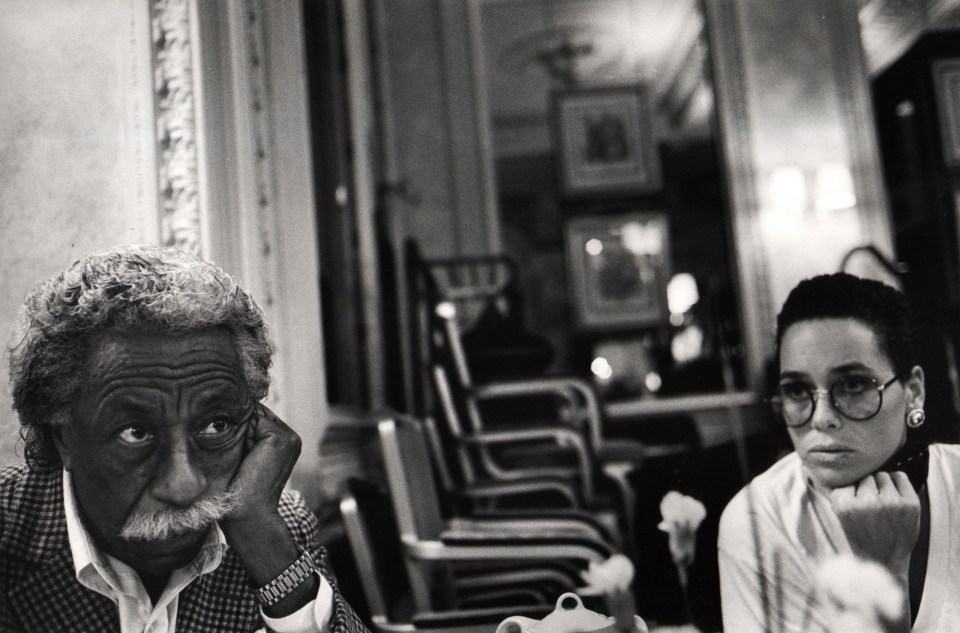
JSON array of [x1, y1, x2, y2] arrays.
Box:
[[828, 470, 921, 583]]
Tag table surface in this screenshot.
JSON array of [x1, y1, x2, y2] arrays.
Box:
[[604, 391, 759, 420]]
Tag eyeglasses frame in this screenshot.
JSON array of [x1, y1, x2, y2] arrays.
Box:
[[767, 375, 899, 427]]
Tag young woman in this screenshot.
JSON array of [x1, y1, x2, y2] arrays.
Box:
[[718, 273, 960, 632]]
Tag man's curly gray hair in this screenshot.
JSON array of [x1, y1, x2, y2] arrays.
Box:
[[8, 244, 272, 471]]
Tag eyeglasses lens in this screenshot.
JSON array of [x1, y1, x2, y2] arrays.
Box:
[[830, 380, 882, 420], [771, 379, 883, 426]]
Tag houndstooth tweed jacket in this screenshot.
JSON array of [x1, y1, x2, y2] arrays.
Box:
[[0, 464, 370, 633]]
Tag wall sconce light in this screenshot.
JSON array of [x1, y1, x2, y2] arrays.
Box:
[[667, 272, 699, 321], [767, 165, 807, 216], [814, 162, 856, 214]]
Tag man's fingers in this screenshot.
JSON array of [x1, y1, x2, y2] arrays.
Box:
[[248, 402, 302, 459], [250, 403, 292, 436]]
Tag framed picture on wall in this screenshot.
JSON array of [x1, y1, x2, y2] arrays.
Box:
[[564, 212, 670, 330], [933, 58, 960, 168], [554, 85, 661, 197]]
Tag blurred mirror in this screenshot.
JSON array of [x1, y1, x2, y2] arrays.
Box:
[[472, 0, 744, 400]]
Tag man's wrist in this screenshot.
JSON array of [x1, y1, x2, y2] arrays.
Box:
[[222, 510, 320, 617], [254, 547, 318, 607]]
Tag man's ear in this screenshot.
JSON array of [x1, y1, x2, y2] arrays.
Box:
[[906, 365, 925, 410], [51, 424, 73, 470]]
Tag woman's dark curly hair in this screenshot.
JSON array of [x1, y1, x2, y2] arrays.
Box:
[[776, 272, 918, 380], [8, 245, 273, 471]]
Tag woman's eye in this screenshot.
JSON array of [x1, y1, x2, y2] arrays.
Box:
[[117, 425, 153, 445], [837, 375, 872, 394], [198, 417, 236, 436], [779, 382, 809, 400]]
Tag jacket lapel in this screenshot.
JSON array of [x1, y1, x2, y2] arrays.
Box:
[[8, 548, 118, 633], [3, 467, 118, 632]]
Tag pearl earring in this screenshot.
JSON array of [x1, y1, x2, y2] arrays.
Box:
[[907, 408, 926, 429]]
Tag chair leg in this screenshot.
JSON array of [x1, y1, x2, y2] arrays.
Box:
[[601, 462, 638, 559]]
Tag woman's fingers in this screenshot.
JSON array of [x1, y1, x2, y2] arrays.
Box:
[[888, 470, 914, 496], [854, 472, 880, 497]]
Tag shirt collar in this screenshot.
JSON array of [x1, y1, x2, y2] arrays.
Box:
[[62, 469, 228, 593]]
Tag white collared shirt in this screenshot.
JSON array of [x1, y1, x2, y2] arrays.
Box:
[[63, 470, 333, 633], [718, 445, 960, 633]]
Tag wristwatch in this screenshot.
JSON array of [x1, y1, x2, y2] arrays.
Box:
[[254, 547, 318, 607]]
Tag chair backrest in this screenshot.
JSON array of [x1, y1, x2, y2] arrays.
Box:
[[430, 303, 488, 435], [434, 302, 478, 388], [420, 411, 478, 495], [430, 364, 483, 487], [339, 479, 407, 630], [405, 237, 522, 417], [405, 240, 435, 417], [378, 416, 449, 542], [341, 482, 555, 633], [379, 416, 461, 612]]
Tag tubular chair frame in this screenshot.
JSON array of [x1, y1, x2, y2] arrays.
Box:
[[431, 303, 646, 542], [377, 416, 613, 613], [340, 485, 554, 633], [419, 414, 623, 549], [420, 413, 584, 510]]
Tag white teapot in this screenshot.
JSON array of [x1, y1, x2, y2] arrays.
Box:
[[496, 593, 648, 633]]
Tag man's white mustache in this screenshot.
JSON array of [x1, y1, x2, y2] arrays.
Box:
[[120, 484, 242, 541]]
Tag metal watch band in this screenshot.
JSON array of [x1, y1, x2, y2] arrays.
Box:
[[254, 547, 317, 607]]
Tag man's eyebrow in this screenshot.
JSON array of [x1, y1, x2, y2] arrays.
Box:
[[93, 397, 157, 426], [190, 383, 251, 410], [98, 398, 155, 413], [190, 390, 248, 412]]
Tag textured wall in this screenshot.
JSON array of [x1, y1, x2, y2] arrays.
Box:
[[0, 0, 157, 467], [708, 0, 894, 386]]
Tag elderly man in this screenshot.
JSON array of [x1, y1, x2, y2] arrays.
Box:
[[1, 245, 369, 633]]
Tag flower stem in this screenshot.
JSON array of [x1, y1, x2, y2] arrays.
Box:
[[676, 564, 696, 626]]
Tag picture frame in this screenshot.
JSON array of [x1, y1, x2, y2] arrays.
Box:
[[564, 212, 670, 330], [554, 85, 661, 197], [932, 58, 960, 168]]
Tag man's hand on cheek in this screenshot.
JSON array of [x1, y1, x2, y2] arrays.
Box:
[[218, 404, 319, 618], [224, 403, 302, 529]]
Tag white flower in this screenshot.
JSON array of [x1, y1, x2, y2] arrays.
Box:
[[657, 491, 707, 569], [816, 554, 904, 633], [580, 553, 635, 593]]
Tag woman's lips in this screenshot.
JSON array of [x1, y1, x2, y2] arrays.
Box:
[[806, 446, 854, 462]]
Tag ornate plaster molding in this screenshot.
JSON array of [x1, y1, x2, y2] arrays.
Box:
[[152, 0, 201, 253], [232, 0, 283, 405], [239, 0, 279, 311]]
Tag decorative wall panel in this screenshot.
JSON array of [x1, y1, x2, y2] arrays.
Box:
[[152, 0, 201, 252]]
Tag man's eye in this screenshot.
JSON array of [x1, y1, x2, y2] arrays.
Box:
[[198, 418, 237, 436], [117, 425, 153, 445]]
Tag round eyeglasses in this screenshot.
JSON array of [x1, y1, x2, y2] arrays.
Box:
[[768, 375, 899, 427]]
